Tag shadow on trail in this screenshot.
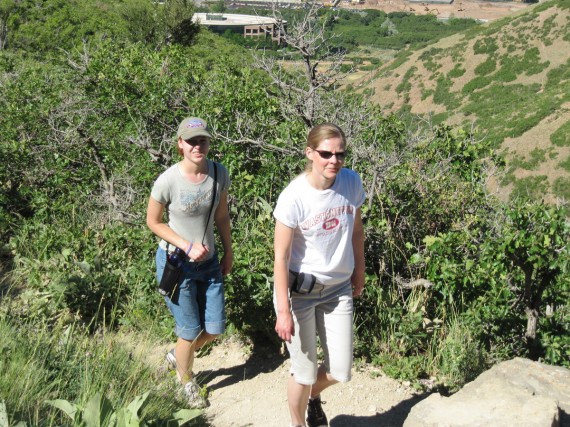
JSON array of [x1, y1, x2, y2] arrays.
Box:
[[330, 393, 430, 427], [196, 339, 287, 392]]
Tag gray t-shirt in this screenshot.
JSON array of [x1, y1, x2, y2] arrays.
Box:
[[151, 160, 230, 259]]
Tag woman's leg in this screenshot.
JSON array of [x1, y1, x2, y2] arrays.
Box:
[[284, 288, 320, 426], [310, 365, 338, 398], [288, 375, 311, 426], [313, 282, 354, 394], [175, 332, 218, 383], [174, 256, 225, 382]]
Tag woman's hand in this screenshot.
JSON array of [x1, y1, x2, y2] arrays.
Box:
[[188, 242, 209, 262], [220, 251, 233, 276], [351, 269, 365, 298], [275, 311, 295, 343]]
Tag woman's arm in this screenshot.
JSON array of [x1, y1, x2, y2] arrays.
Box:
[[146, 196, 210, 260], [351, 208, 365, 297], [146, 197, 190, 252], [274, 220, 295, 343], [214, 190, 233, 276]]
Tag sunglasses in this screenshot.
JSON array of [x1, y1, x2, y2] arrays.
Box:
[[183, 138, 209, 146], [313, 149, 347, 161]]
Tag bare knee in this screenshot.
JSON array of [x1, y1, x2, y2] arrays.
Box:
[[203, 332, 219, 341]]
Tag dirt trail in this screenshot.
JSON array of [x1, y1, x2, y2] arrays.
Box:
[[172, 338, 424, 427], [345, 0, 530, 21]]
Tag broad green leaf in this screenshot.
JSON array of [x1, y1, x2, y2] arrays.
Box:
[[45, 399, 78, 420], [172, 408, 202, 424]]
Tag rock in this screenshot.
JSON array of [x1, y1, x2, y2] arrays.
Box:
[[404, 357, 570, 427]]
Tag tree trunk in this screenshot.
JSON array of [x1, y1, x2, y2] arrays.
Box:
[[525, 306, 540, 360]]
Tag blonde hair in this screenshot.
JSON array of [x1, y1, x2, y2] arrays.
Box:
[[176, 137, 184, 156], [305, 123, 347, 172]]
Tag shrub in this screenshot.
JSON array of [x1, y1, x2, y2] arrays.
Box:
[[447, 64, 465, 78], [474, 58, 497, 76], [437, 316, 487, 392], [552, 177, 570, 200], [462, 76, 492, 94], [510, 176, 549, 201], [473, 37, 498, 55], [551, 121, 570, 147], [558, 155, 570, 172], [395, 66, 417, 94]]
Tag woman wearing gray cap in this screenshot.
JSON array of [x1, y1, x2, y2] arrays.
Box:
[[147, 117, 233, 408]]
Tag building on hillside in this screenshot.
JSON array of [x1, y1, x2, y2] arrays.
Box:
[[226, 0, 303, 5], [192, 13, 287, 44]]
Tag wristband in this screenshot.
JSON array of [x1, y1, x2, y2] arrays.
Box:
[[186, 243, 193, 255]]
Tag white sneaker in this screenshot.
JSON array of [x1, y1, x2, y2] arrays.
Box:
[[181, 377, 209, 409], [166, 348, 177, 370]]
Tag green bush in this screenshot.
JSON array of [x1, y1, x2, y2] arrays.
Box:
[[433, 76, 461, 109], [510, 176, 549, 201], [437, 316, 487, 392], [424, 201, 569, 365], [474, 58, 497, 76], [395, 66, 416, 94], [551, 121, 570, 147], [447, 64, 465, 78], [462, 76, 492, 94], [473, 37, 498, 55], [552, 177, 570, 200], [558, 155, 570, 172], [510, 148, 547, 170]]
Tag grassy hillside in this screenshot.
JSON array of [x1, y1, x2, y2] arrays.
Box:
[[355, 0, 570, 203]]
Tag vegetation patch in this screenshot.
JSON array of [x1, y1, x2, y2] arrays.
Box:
[[463, 82, 561, 146], [552, 176, 570, 199], [447, 64, 466, 79], [433, 75, 461, 110], [510, 148, 548, 171], [550, 120, 570, 147], [558, 155, 570, 172], [510, 175, 550, 201], [473, 36, 499, 55], [396, 66, 417, 94], [462, 76, 492, 94], [474, 57, 497, 76]]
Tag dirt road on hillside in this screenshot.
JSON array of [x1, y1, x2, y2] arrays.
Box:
[[342, 0, 529, 21]]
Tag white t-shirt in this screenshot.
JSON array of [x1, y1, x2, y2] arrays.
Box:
[[273, 168, 366, 285], [151, 160, 230, 259]]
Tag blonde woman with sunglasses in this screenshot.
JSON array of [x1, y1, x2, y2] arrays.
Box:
[[273, 123, 366, 427]]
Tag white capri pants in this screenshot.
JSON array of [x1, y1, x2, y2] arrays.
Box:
[[277, 281, 354, 385]]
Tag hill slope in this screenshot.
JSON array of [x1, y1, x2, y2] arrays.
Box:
[[355, 0, 570, 203]]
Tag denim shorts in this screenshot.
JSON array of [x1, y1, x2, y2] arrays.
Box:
[[275, 281, 354, 385], [156, 247, 226, 340]]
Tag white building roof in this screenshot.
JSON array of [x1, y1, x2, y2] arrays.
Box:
[[192, 13, 283, 27]]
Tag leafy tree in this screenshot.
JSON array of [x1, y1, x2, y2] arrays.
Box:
[[498, 202, 569, 359], [424, 201, 569, 364], [0, 0, 17, 49], [2, 0, 199, 54]]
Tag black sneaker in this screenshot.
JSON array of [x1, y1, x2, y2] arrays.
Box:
[[306, 397, 328, 427]]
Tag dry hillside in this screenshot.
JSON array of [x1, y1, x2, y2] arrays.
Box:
[[347, 0, 529, 21], [353, 0, 570, 203]]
